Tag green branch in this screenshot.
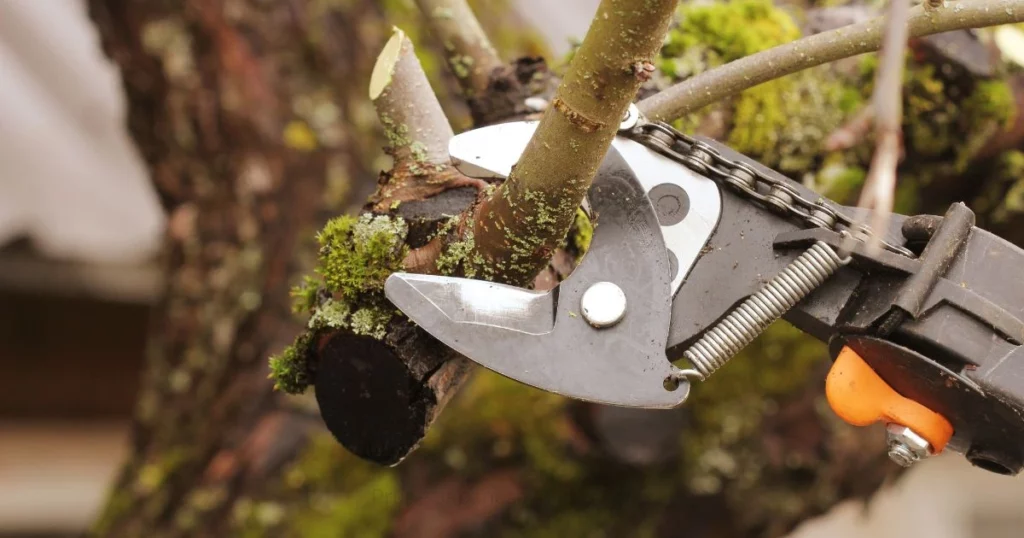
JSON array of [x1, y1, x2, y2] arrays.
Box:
[[414, 0, 504, 97], [638, 0, 1024, 122], [468, 0, 679, 285]]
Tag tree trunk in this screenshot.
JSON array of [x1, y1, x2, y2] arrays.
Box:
[[85, 0, 407, 535]]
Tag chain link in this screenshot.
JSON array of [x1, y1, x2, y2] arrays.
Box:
[[627, 121, 915, 258]]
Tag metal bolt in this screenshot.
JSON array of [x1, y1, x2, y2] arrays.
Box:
[[619, 103, 641, 131], [885, 423, 932, 467], [580, 282, 627, 328]]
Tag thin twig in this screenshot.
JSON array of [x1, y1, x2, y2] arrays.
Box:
[[414, 0, 504, 97], [853, 0, 911, 255], [637, 0, 1024, 122]]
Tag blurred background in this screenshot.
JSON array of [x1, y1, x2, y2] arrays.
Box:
[[2, 0, 1024, 537]]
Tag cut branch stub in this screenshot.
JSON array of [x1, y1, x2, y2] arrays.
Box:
[[366, 28, 488, 213], [314, 319, 471, 465], [370, 27, 454, 166]]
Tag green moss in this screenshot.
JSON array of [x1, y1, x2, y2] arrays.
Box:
[[973, 150, 1024, 224], [814, 154, 866, 202], [317, 214, 408, 297], [290, 275, 322, 314], [270, 213, 406, 393], [436, 230, 477, 277], [450, 54, 475, 80], [659, 0, 854, 173], [663, 0, 799, 63], [657, 2, 1016, 216], [999, 176, 1024, 220], [268, 331, 315, 394], [569, 208, 593, 260], [277, 433, 402, 538], [349, 306, 393, 339], [308, 298, 351, 330], [862, 57, 1016, 171], [968, 80, 1017, 126]]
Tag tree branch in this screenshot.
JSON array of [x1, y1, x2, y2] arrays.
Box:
[[311, 29, 483, 464], [638, 0, 1024, 122], [371, 27, 455, 165], [469, 0, 678, 285], [855, 0, 911, 254], [414, 0, 503, 98]]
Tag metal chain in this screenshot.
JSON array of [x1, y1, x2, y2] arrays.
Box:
[[626, 121, 915, 258]]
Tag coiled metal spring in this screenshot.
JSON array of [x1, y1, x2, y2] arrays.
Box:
[[679, 241, 848, 381]]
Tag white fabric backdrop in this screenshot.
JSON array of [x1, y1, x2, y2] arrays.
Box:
[[0, 0, 606, 265], [0, 0, 163, 264]]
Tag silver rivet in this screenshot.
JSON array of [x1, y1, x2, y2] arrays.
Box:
[[580, 282, 627, 328], [619, 103, 640, 131]]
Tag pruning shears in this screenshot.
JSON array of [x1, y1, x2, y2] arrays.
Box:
[[384, 105, 1024, 475]]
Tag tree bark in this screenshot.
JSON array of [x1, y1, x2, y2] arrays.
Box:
[[85, 0, 397, 535]]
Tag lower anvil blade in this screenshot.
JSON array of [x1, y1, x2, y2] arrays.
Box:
[[385, 273, 690, 408]]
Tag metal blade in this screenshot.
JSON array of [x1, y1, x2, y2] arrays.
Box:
[[448, 121, 537, 179], [384, 273, 554, 335], [386, 148, 691, 408]]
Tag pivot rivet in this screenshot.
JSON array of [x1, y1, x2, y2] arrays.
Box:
[[580, 282, 627, 328]]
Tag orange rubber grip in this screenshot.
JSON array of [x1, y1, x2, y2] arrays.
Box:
[[826, 346, 954, 453]]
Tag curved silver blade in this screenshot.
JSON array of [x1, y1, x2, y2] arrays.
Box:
[[449, 121, 537, 179], [386, 149, 691, 408], [385, 273, 554, 336]]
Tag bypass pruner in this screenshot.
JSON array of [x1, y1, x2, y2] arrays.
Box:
[[384, 105, 1024, 475]]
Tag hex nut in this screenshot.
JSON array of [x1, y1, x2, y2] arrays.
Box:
[[885, 423, 932, 467]]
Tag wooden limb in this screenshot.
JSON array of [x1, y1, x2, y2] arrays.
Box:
[[638, 0, 1024, 122], [85, 0, 388, 534], [311, 28, 483, 464], [413, 0, 502, 98], [414, 0, 553, 126], [469, 0, 679, 285]]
